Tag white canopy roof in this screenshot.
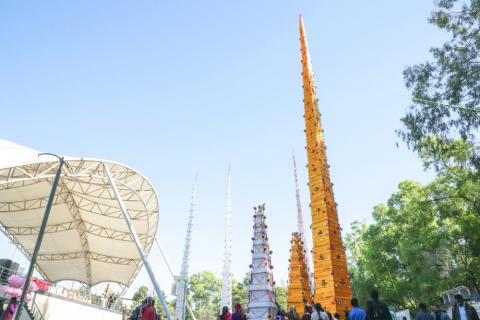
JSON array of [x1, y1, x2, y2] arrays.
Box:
[[0, 139, 159, 287]]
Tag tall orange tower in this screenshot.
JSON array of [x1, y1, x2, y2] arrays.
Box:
[[287, 232, 312, 316], [299, 16, 352, 315]]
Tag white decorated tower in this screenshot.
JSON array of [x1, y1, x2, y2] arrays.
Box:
[[247, 204, 277, 320], [174, 177, 197, 320], [221, 167, 233, 310]]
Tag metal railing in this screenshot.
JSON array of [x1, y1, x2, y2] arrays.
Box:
[[30, 299, 45, 320], [0, 265, 125, 313]]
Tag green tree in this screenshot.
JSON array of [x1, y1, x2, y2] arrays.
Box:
[[346, 162, 480, 311], [232, 276, 249, 309], [188, 271, 222, 320], [400, 0, 480, 169], [133, 285, 149, 305], [275, 284, 288, 311]]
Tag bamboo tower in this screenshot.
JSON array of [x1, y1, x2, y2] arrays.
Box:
[[287, 233, 312, 315], [299, 16, 352, 315]]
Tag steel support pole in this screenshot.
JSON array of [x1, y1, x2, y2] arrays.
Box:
[[103, 162, 173, 320], [154, 238, 197, 320], [15, 156, 65, 320]]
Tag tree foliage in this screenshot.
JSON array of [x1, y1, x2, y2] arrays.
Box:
[[188, 271, 222, 320], [400, 0, 480, 169], [185, 271, 286, 320], [346, 143, 480, 310]]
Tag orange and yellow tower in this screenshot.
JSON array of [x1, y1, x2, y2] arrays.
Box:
[[299, 16, 352, 315], [287, 233, 312, 316]]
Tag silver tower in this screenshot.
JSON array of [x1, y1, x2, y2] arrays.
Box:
[[221, 167, 232, 310], [174, 176, 197, 320], [292, 154, 314, 294]]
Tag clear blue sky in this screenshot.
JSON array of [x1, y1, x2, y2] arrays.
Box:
[[1, 1, 443, 298]]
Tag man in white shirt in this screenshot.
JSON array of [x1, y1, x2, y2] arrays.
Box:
[[452, 294, 479, 320]]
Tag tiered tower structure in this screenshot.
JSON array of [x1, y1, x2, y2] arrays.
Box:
[[221, 167, 232, 310], [299, 16, 352, 315], [174, 177, 197, 320], [247, 204, 276, 320], [287, 232, 312, 315]]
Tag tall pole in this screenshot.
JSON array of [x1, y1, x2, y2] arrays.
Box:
[[220, 167, 232, 310], [103, 162, 173, 320], [15, 155, 65, 320], [154, 238, 197, 320], [175, 176, 197, 320], [292, 154, 314, 295]]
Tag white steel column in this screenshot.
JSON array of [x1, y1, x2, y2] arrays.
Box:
[[154, 238, 197, 320], [103, 162, 173, 320], [174, 176, 197, 320], [292, 154, 314, 294], [220, 167, 232, 310]]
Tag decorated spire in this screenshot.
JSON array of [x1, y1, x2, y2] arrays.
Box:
[[287, 232, 312, 316], [292, 154, 313, 294], [247, 204, 277, 320], [299, 16, 352, 316], [174, 176, 197, 320], [221, 167, 233, 310]]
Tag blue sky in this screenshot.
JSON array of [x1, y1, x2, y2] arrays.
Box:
[[1, 1, 444, 297]]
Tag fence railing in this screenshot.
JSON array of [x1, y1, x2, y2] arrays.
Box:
[[0, 264, 125, 313]]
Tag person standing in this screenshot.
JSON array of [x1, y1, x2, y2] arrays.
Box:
[[287, 306, 301, 320], [414, 303, 434, 320], [220, 306, 232, 320], [366, 290, 391, 320], [348, 298, 366, 320], [1, 297, 18, 320], [302, 306, 313, 320], [141, 297, 156, 320], [432, 304, 450, 320], [312, 303, 328, 320], [232, 304, 247, 320], [452, 295, 479, 320]]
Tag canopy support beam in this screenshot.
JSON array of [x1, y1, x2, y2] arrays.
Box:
[[15, 155, 65, 320], [154, 238, 197, 320], [104, 162, 173, 320]]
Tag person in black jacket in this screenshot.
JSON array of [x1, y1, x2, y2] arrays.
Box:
[[432, 304, 450, 320], [452, 294, 479, 320], [366, 290, 392, 320]]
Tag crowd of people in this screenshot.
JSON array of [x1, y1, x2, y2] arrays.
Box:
[[215, 291, 480, 320], [271, 290, 480, 320], [130, 289, 480, 320], [129, 297, 161, 320]]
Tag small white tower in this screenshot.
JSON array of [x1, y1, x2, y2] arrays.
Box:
[[247, 204, 276, 320], [174, 176, 197, 320], [221, 167, 233, 310]]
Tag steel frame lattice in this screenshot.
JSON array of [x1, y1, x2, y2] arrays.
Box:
[[0, 158, 159, 287], [174, 177, 197, 320], [221, 167, 232, 310]]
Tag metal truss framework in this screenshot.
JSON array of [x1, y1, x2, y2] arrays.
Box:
[[175, 177, 197, 320], [0, 158, 159, 288], [221, 168, 232, 310]]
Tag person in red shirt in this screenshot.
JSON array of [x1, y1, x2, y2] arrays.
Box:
[[220, 306, 232, 320], [142, 297, 156, 320]]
